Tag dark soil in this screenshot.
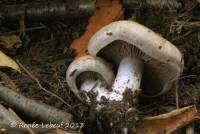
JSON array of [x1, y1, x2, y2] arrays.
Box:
[[0, 0, 200, 134]]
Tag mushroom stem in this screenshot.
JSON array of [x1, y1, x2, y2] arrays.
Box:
[[73, 55, 143, 103], [112, 55, 143, 98], [80, 79, 98, 92], [80, 79, 110, 102]]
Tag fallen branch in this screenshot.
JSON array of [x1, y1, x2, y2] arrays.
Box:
[[0, 1, 94, 24], [0, 106, 80, 134], [0, 104, 36, 134], [0, 84, 73, 124], [9, 108, 36, 134], [136, 105, 200, 134], [122, 0, 182, 9], [0, 104, 19, 124]]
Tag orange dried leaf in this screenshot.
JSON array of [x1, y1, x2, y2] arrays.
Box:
[[136, 105, 200, 134], [70, 0, 124, 58]]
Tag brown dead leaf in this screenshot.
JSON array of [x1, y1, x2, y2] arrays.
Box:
[[136, 105, 200, 134], [69, 0, 124, 58], [0, 35, 22, 50]]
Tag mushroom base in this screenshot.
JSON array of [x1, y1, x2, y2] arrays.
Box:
[[99, 89, 139, 134], [80, 79, 110, 103]]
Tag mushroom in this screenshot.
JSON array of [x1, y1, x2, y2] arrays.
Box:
[[66, 55, 115, 103], [88, 20, 184, 133], [88, 20, 184, 97]]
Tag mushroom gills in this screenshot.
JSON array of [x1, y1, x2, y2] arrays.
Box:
[[66, 55, 115, 102], [112, 55, 143, 100]]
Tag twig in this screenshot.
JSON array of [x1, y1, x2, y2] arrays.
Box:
[[172, 30, 193, 41], [0, 104, 18, 124], [175, 84, 179, 109], [122, 0, 182, 9], [17, 61, 72, 109], [179, 75, 200, 80], [0, 71, 19, 91], [19, 15, 26, 37], [52, 68, 72, 101], [0, 25, 47, 35], [8, 108, 36, 134], [33, 39, 56, 45]]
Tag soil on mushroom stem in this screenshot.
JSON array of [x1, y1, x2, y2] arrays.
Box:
[[0, 0, 200, 133]]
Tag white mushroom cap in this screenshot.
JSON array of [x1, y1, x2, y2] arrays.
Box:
[[66, 55, 115, 98], [88, 20, 184, 97]]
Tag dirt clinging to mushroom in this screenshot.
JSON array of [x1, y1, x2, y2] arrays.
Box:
[[96, 89, 139, 133]]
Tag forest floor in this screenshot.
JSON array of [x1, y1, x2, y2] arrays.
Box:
[[0, 0, 200, 133]]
